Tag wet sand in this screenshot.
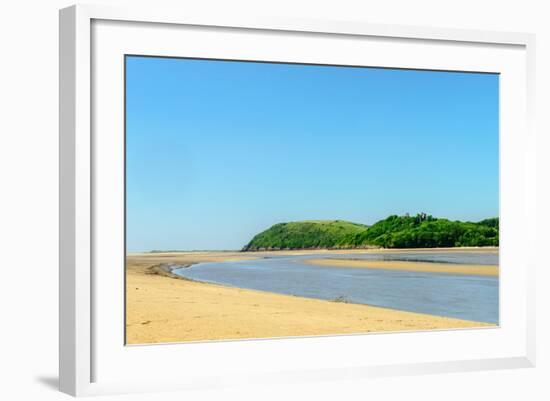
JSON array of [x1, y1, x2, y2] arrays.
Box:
[[126, 250, 494, 344], [304, 258, 499, 276]]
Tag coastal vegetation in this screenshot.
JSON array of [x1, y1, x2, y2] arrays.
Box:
[[242, 214, 499, 250]]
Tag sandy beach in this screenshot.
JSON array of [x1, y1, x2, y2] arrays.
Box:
[[304, 258, 498, 276], [126, 249, 495, 344]]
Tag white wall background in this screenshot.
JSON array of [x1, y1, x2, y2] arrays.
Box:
[[0, 0, 548, 399]]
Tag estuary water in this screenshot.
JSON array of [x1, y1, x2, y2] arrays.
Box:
[[172, 252, 499, 324]]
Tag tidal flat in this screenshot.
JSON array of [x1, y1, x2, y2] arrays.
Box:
[[126, 248, 496, 344]]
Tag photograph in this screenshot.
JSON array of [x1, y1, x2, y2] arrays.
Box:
[[124, 55, 499, 345]]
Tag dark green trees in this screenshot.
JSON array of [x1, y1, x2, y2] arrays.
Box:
[[349, 214, 498, 248]]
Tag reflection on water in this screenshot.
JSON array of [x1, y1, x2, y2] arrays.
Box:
[[173, 252, 499, 324]]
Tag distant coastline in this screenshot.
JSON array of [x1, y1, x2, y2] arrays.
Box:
[[139, 246, 498, 255], [242, 214, 499, 251], [144, 245, 498, 254], [142, 214, 499, 254]]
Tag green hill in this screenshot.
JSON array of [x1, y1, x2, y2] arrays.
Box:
[[242, 220, 369, 251], [242, 214, 499, 251]]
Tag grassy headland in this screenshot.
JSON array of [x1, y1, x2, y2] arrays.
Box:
[[241, 220, 369, 251], [243, 214, 499, 251]]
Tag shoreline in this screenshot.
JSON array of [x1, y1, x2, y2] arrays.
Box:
[[128, 246, 498, 258], [126, 251, 495, 344], [238, 246, 498, 254]]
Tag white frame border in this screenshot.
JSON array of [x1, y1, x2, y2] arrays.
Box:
[[59, 4, 536, 397]]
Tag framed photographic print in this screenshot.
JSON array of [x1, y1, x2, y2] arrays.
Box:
[[59, 4, 536, 397]]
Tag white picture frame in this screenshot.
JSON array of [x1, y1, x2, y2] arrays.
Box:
[[59, 3, 536, 397]]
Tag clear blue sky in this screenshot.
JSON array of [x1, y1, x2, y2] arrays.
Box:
[[126, 56, 499, 252]]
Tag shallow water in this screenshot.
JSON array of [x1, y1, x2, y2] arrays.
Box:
[[173, 252, 499, 324]]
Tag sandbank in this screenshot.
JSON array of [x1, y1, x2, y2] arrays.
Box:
[[303, 258, 498, 276]]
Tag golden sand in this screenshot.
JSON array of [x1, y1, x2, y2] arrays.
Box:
[[125, 250, 494, 344], [304, 258, 498, 276]]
